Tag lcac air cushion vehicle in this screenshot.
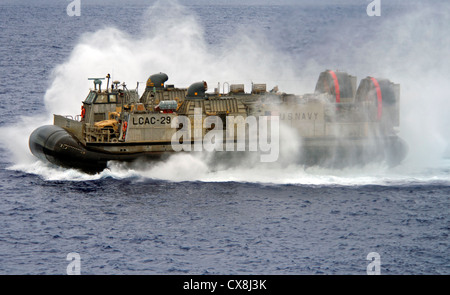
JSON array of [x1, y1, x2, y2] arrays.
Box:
[[29, 71, 407, 173]]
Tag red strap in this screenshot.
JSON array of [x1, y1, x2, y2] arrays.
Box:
[[328, 70, 340, 103], [370, 77, 382, 120]]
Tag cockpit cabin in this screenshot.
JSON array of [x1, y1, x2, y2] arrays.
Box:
[[82, 89, 139, 123]]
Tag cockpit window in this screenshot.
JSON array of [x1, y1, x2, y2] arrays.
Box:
[[109, 94, 117, 103], [95, 94, 108, 103], [85, 92, 96, 104], [85, 92, 119, 104]]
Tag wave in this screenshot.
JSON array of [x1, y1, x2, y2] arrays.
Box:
[[6, 153, 450, 186]]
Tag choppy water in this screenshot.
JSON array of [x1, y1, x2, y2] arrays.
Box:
[[0, 1, 449, 275]]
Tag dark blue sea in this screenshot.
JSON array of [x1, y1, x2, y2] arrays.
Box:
[[0, 0, 449, 275]]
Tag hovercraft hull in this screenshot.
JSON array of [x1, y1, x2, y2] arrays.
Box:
[[29, 125, 408, 173], [29, 125, 152, 173]]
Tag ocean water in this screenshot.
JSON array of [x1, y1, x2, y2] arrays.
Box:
[[0, 1, 449, 275]]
